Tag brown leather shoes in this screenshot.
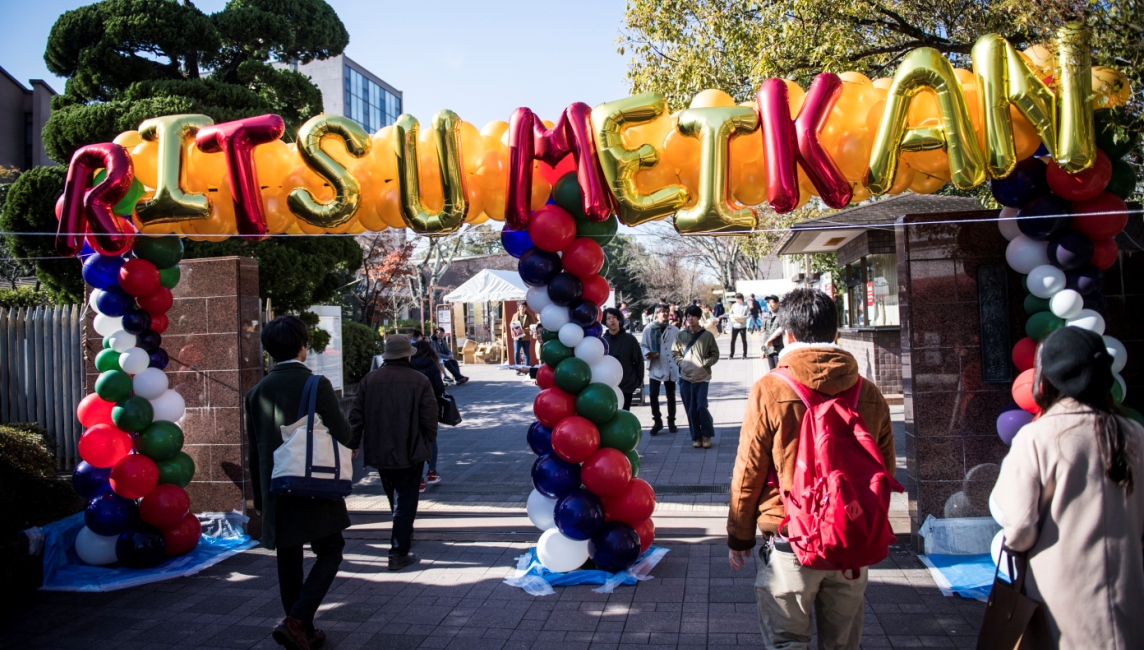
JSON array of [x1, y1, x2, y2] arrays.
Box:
[[272, 617, 311, 650]]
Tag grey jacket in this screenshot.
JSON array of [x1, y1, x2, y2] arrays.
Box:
[[640, 323, 680, 382]]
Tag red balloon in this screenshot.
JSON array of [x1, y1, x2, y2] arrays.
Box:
[[139, 484, 190, 529], [1071, 193, 1128, 239], [1090, 237, 1118, 270], [582, 448, 633, 497], [162, 512, 202, 556], [551, 416, 601, 464], [581, 275, 610, 306], [562, 238, 605, 280], [150, 313, 169, 334], [528, 205, 577, 253], [78, 423, 133, 468], [196, 115, 286, 239], [1012, 368, 1040, 415], [110, 453, 160, 499], [1046, 150, 1112, 202], [78, 393, 116, 428], [633, 518, 655, 553], [536, 363, 556, 390], [118, 259, 161, 297], [603, 478, 656, 525], [136, 286, 174, 315], [534, 387, 577, 428], [1011, 337, 1037, 373]]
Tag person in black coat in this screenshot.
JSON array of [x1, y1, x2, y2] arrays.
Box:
[[603, 307, 645, 411], [411, 340, 445, 490]]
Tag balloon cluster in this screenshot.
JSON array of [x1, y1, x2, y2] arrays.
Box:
[[995, 110, 1139, 444], [512, 173, 655, 574], [72, 235, 200, 567]]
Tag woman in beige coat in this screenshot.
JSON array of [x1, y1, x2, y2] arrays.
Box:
[[991, 326, 1144, 650]]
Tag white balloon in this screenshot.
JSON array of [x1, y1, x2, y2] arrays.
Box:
[[119, 347, 150, 375], [150, 389, 186, 423], [988, 491, 1004, 526], [89, 290, 104, 312], [1027, 264, 1066, 299], [75, 526, 119, 566], [527, 489, 559, 531], [527, 285, 553, 314], [1114, 372, 1127, 402], [1105, 336, 1127, 374], [107, 330, 137, 353], [574, 337, 605, 366], [1049, 289, 1084, 320], [591, 355, 623, 387], [540, 304, 570, 331], [132, 367, 169, 399], [93, 313, 122, 337], [536, 528, 590, 573], [612, 384, 626, 410], [558, 323, 585, 348], [998, 207, 1022, 241], [1005, 236, 1050, 275], [990, 530, 1013, 582], [1066, 309, 1105, 335]]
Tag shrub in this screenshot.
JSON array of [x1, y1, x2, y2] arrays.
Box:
[[0, 286, 53, 309], [0, 423, 83, 539], [342, 320, 382, 386]]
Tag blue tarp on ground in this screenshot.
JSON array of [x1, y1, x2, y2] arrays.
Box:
[[504, 547, 670, 596], [918, 553, 998, 602], [35, 512, 257, 592]]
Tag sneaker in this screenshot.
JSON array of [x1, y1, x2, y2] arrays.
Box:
[[650, 421, 663, 436], [668, 421, 679, 433], [388, 553, 420, 571], [419, 480, 426, 493], [309, 630, 326, 650], [692, 440, 702, 448], [426, 471, 441, 485], [702, 437, 712, 449], [272, 617, 311, 650]]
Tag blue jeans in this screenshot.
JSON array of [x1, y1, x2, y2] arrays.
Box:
[[427, 441, 438, 473], [679, 379, 714, 442], [514, 339, 532, 365]]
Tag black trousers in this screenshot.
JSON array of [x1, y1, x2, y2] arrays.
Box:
[[649, 378, 676, 423], [730, 328, 748, 357], [380, 462, 424, 556], [277, 530, 345, 635], [767, 353, 779, 370], [622, 390, 633, 411], [442, 358, 465, 381]]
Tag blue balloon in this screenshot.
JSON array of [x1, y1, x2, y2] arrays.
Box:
[[136, 329, 162, 353], [546, 272, 583, 306], [116, 524, 167, 568], [72, 461, 111, 500], [589, 521, 642, 573], [78, 242, 96, 262], [1033, 142, 1049, 158], [990, 158, 1048, 208], [94, 287, 133, 317], [1047, 232, 1094, 271], [82, 254, 126, 290], [84, 491, 139, 536], [569, 299, 600, 328], [554, 489, 606, 541], [599, 336, 610, 355], [532, 454, 581, 499], [519, 249, 562, 287], [1066, 265, 1103, 296], [121, 309, 153, 335], [501, 227, 535, 259], [149, 348, 170, 369], [584, 323, 603, 338], [527, 421, 554, 456], [1017, 195, 1070, 241]]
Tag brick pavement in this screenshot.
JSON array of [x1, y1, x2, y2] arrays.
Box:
[[5, 330, 984, 649]]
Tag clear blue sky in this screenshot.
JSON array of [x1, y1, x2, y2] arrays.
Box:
[[0, 0, 632, 128]]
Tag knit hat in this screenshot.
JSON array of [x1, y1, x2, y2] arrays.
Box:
[[1039, 326, 1114, 405]]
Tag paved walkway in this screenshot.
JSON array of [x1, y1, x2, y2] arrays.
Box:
[[6, 331, 984, 649]]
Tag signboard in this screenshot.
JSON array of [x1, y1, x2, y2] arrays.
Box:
[[437, 309, 452, 335], [302, 305, 343, 391], [866, 281, 875, 307]]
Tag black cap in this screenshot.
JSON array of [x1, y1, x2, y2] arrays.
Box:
[[1039, 326, 1114, 406], [764, 295, 779, 302]]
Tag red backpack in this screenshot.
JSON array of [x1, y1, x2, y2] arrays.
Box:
[[770, 368, 903, 578]]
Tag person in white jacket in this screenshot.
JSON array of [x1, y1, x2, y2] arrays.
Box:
[[640, 304, 680, 435]]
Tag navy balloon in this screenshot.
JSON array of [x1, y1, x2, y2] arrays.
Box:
[[527, 421, 554, 456], [547, 273, 583, 306], [1066, 265, 1104, 296], [584, 323, 603, 338], [1017, 195, 1070, 240], [1047, 232, 1093, 271], [121, 309, 153, 335], [72, 461, 111, 500], [990, 157, 1048, 208], [554, 489, 606, 541], [532, 454, 581, 499], [1084, 292, 1107, 314], [94, 287, 133, 317], [599, 337, 610, 355], [589, 521, 642, 573], [82, 254, 125, 290], [519, 249, 562, 287], [569, 299, 600, 328], [136, 330, 162, 353], [84, 491, 139, 536], [149, 348, 170, 369], [78, 241, 96, 262], [501, 226, 535, 259], [116, 524, 167, 568]]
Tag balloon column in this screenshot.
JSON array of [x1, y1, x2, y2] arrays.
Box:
[[73, 235, 201, 567], [514, 173, 655, 574], [995, 109, 1139, 444]]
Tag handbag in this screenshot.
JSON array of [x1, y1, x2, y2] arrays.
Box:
[[976, 541, 1051, 650], [270, 376, 353, 499], [438, 392, 462, 426]]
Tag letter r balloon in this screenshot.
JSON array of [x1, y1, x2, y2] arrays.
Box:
[[56, 143, 136, 256], [195, 115, 286, 239]]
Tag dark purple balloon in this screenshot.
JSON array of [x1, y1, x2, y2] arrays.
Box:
[[136, 330, 162, 352], [115, 523, 166, 568], [1066, 265, 1104, 296], [589, 521, 642, 573], [1083, 292, 1107, 314], [1047, 231, 1093, 271], [84, 491, 139, 536], [94, 287, 133, 317], [148, 348, 170, 369], [527, 421, 554, 456], [1017, 195, 1071, 241], [121, 309, 152, 335], [531, 453, 581, 499], [584, 323, 604, 338], [501, 226, 535, 259], [519, 249, 562, 287], [997, 409, 1033, 446], [569, 299, 600, 328], [546, 272, 583, 306], [72, 461, 111, 500], [990, 158, 1048, 208], [554, 488, 606, 541], [599, 336, 610, 355]]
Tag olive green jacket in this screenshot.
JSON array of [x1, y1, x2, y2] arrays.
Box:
[[671, 327, 720, 383]]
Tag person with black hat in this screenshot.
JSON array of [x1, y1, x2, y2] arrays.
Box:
[[990, 326, 1144, 650]]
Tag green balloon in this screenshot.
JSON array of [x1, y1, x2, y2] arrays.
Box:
[[1026, 311, 1064, 342], [112, 396, 154, 432], [552, 172, 587, 219], [598, 410, 641, 452], [102, 337, 111, 350], [133, 236, 184, 269], [599, 254, 611, 278], [625, 449, 641, 478], [95, 348, 123, 373], [136, 421, 184, 461], [574, 214, 618, 247], [1113, 377, 1125, 405], [1095, 109, 1137, 159], [158, 451, 195, 487], [94, 170, 144, 216], [540, 328, 559, 342], [1020, 275, 1029, 293], [554, 357, 592, 394], [541, 339, 574, 367], [1106, 158, 1136, 200], [95, 370, 133, 402], [576, 382, 618, 424], [1120, 406, 1144, 427], [1023, 293, 1050, 315], [159, 265, 181, 289]]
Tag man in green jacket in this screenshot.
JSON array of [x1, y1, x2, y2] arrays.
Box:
[[672, 305, 720, 449], [246, 315, 357, 650]]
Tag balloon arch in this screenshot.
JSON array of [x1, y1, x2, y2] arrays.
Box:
[[64, 22, 1136, 573]]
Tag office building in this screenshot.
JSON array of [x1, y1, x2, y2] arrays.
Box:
[[278, 54, 402, 133], [0, 66, 56, 170]]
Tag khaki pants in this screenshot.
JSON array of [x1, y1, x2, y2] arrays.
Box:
[[755, 547, 868, 650]]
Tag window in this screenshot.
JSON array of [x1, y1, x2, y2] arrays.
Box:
[[837, 253, 899, 328], [342, 64, 401, 131]]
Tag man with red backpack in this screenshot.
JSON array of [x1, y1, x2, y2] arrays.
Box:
[[727, 289, 899, 650]]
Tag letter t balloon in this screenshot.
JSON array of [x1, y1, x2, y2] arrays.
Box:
[[195, 115, 286, 239]]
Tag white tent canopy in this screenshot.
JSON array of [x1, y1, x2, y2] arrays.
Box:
[[443, 269, 527, 303]]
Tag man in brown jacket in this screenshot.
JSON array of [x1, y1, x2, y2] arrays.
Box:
[[726, 289, 895, 650]]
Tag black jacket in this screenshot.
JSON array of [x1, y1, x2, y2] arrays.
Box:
[[410, 356, 446, 399], [604, 329, 645, 394], [349, 359, 438, 470]]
